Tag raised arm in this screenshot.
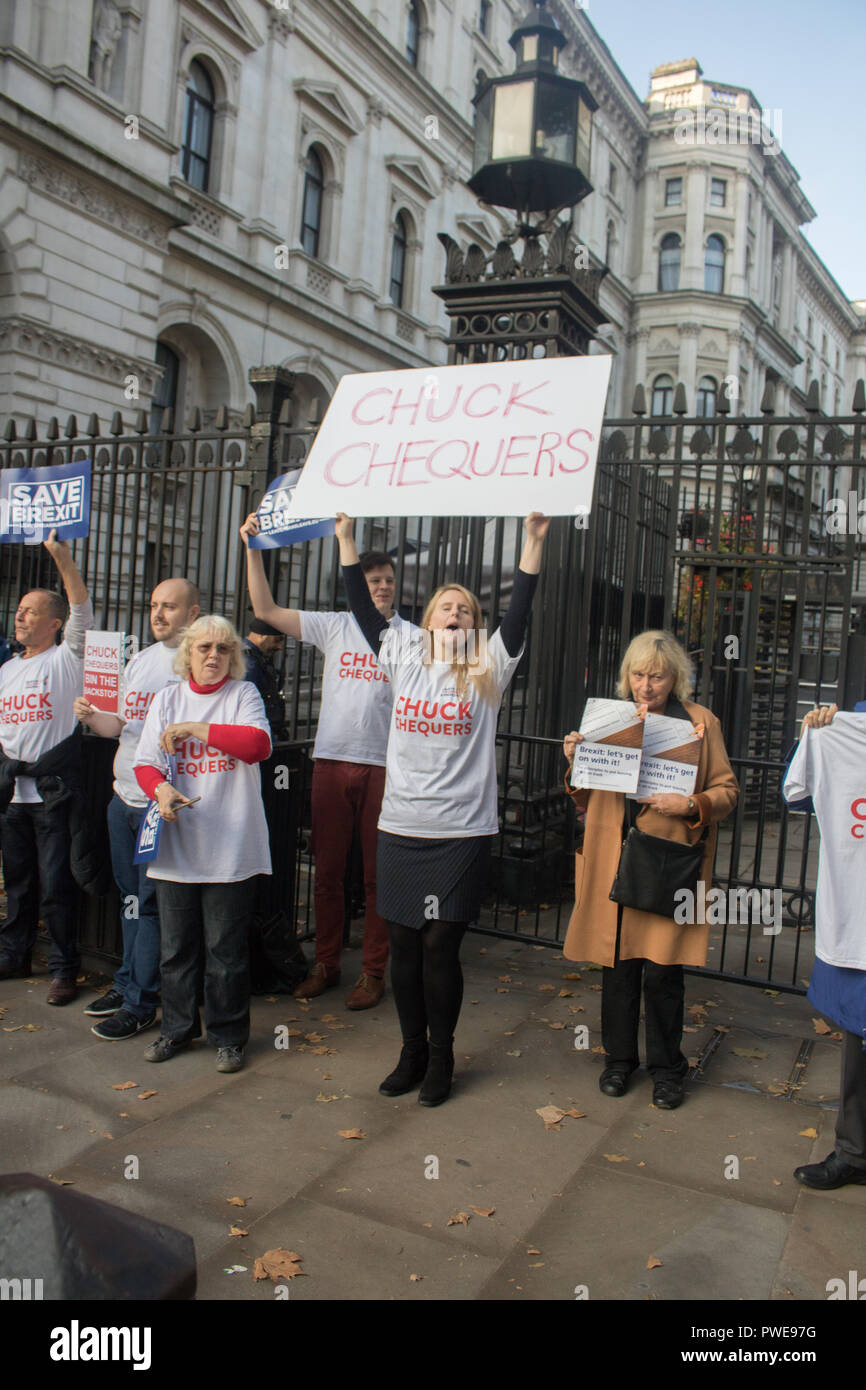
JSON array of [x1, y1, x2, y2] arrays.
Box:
[[499, 513, 550, 657], [335, 513, 384, 656], [44, 529, 92, 656], [240, 513, 302, 640]]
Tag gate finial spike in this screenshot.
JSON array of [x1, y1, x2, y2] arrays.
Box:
[[631, 383, 646, 415], [805, 379, 820, 413], [760, 380, 776, 414], [673, 383, 688, 415], [852, 379, 865, 414]]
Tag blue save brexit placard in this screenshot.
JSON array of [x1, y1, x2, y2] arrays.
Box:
[[248, 469, 334, 550], [0, 459, 92, 545]]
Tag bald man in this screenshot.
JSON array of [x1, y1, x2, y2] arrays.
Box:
[[74, 577, 200, 1038], [0, 533, 93, 1003]]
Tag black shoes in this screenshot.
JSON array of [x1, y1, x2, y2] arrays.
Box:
[[379, 1038, 429, 1096], [91, 1008, 157, 1040], [83, 988, 124, 1017], [599, 1065, 636, 1098], [418, 1042, 454, 1107], [652, 1077, 685, 1110], [794, 1151, 866, 1191]]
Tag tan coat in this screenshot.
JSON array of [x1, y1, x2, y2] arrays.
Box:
[[563, 701, 738, 968]]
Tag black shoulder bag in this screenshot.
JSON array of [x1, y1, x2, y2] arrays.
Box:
[[609, 801, 708, 919]]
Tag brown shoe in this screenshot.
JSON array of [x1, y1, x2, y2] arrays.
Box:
[[293, 963, 340, 1000], [47, 978, 78, 1006], [345, 974, 385, 1011]]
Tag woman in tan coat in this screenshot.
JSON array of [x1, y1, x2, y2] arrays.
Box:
[[562, 630, 738, 1109]]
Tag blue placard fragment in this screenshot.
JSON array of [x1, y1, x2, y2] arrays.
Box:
[[248, 469, 334, 550]]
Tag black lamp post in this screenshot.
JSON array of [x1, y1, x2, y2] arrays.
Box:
[[469, 0, 597, 224]]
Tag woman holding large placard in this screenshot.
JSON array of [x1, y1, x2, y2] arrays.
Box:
[[562, 631, 738, 1109], [335, 511, 549, 1106]]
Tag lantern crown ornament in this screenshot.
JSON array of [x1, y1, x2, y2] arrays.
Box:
[[469, 0, 597, 221]]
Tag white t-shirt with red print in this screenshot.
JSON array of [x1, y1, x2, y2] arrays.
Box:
[[375, 625, 522, 838], [0, 599, 93, 804], [299, 609, 401, 766], [783, 714, 866, 970], [113, 642, 181, 808], [134, 678, 271, 883]]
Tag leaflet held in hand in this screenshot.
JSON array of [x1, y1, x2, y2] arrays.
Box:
[[570, 698, 646, 793], [628, 713, 702, 799]]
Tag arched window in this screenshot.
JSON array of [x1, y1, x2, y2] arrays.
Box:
[[696, 376, 717, 418], [705, 234, 725, 293], [181, 60, 215, 192], [479, 0, 492, 38], [389, 211, 408, 307], [605, 219, 615, 269], [658, 233, 681, 291], [300, 148, 324, 258], [150, 341, 180, 433], [406, 1, 421, 67], [651, 374, 674, 418]]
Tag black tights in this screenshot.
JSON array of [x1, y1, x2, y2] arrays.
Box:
[[387, 920, 468, 1046]]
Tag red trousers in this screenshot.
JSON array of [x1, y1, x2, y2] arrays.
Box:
[[310, 759, 388, 977]]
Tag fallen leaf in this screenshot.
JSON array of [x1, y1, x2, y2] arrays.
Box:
[[227, 1197, 247, 1207], [767, 1083, 789, 1096], [536, 1105, 566, 1125], [495, 988, 510, 994], [732, 1047, 768, 1060], [558, 989, 573, 998], [830, 1032, 844, 1041], [498, 975, 512, 983], [316, 1093, 338, 1103], [470, 1205, 495, 1218], [337, 1128, 366, 1140], [683, 1025, 699, 1033], [762, 989, 780, 997], [526, 1247, 541, 1255], [744, 1155, 757, 1161], [603, 1154, 629, 1163], [506, 1049, 522, 1057], [3, 1024, 43, 1032], [118, 1112, 129, 1118], [304, 1032, 328, 1044], [798, 1127, 818, 1139], [99, 1131, 114, 1140], [409, 1274, 423, 1282], [111, 1081, 138, 1090], [252, 1249, 305, 1282], [538, 984, 556, 992], [812, 1018, 832, 1036], [447, 1212, 471, 1226], [547, 1021, 566, 1030], [589, 984, 602, 992], [229, 1225, 248, 1237], [564, 1108, 586, 1118], [264, 996, 277, 1003], [773, 1179, 782, 1186], [137, 1090, 158, 1100], [687, 1004, 707, 1019], [319, 1014, 340, 1022], [591, 1045, 606, 1054], [647, 1255, 663, 1269], [299, 1045, 336, 1055], [48, 1176, 74, 1185], [562, 972, 581, 980], [528, 1261, 545, 1268]]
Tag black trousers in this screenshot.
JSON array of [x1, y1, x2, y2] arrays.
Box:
[[601, 911, 688, 1080], [154, 879, 253, 1048], [0, 801, 79, 979], [835, 1030, 866, 1169]]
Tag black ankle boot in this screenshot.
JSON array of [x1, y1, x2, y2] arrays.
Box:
[[418, 1041, 454, 1107], [379, 1037, 429, 1096]]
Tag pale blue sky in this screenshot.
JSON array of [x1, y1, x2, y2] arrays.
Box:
[[580, 0, 866, 301]]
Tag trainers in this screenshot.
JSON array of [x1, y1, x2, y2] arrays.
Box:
[[293, 963, 340, 1000], [92, 1009, 157, 1041], [346, 974, 385, 1010], [216, 1046, 245, 1073], [144, 1036, 190, 1063], [83, 988, 124, 1017]]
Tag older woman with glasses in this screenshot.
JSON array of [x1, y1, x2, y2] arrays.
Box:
[[562, 630, 738, 1109], [133, 615, 272, 1072]]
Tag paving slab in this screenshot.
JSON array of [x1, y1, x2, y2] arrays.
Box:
[[772, 1187, 866, 1301], [196, 1194, 501, 1300], [479, 1168, 790, 1301]]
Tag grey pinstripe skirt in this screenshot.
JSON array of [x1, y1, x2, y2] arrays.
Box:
[[376, 831, 493, 929]]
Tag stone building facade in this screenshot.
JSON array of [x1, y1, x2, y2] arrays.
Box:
[[0, 0, 863, 434]]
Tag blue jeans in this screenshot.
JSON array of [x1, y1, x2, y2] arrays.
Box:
[[107, 794, 161, 1019], [0, 801, 78, 979], [154, 878, 253, 1048]]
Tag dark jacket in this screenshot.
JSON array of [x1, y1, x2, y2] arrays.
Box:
[[0, 728, 112, 895], [242, 640, 287, 739]]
